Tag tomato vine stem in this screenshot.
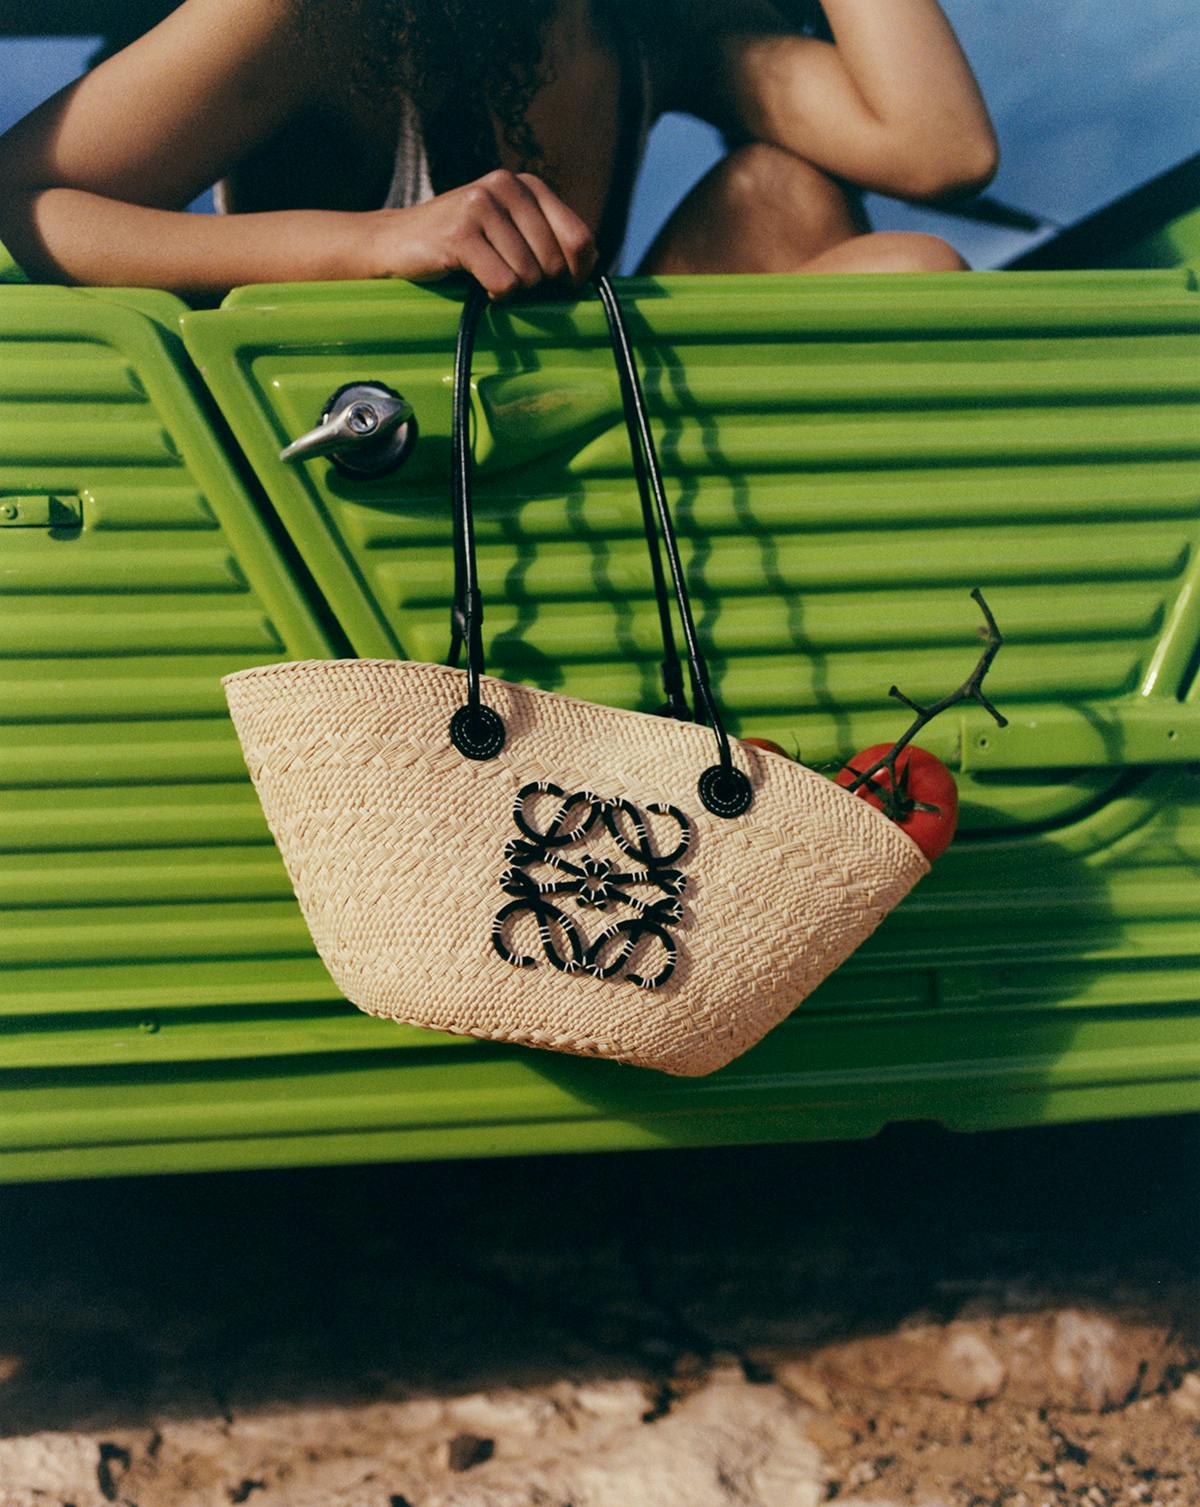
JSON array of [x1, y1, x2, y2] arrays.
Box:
[[843, 587, 1007, 802]]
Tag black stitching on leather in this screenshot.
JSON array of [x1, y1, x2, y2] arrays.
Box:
[[698, 765, 753, 819], [449, 704, 505, 761]]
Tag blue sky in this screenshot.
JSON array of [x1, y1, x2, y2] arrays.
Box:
[[2, 2, 1198, 274]]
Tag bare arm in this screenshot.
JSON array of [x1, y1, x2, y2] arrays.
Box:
[[675, 0, 999, 201], [0, 0, 322, 285], [0, 0, 594, 297]]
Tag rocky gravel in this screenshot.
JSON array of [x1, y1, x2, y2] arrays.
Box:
[[0, 1115, 1197, 1507]]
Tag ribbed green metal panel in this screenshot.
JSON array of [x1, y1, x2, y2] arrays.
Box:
[[3, 270, 1200, 1183], [0, 287, 342, 1131], [181, 271, 1200, 821]]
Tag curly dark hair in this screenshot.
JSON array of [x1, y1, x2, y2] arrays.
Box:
[[289, 0, 541, 183], [290, 0, 678, 187]]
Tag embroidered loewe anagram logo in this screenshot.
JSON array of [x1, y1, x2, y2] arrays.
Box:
[[491, 781, 692, 990]]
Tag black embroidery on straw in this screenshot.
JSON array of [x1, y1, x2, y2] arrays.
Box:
[[491, 781, 691, 990]]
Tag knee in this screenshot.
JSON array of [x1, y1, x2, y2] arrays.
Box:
[[718, 142, 862, 249], [855, 231, 970, 273]]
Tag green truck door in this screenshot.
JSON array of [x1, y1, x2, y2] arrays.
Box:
[[3, 268, 1199, 1183], [0, 285, 356, 1180], [180, 270, 1200, 1131]]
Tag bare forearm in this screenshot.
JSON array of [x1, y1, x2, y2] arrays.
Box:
[[0, 170, 597, 301], [0, 188, 377, 294], [695, 0, 997, 201], [818, 0, 993, 149]]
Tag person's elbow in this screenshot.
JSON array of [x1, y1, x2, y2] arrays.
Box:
[[883, 123, 1000, 203]]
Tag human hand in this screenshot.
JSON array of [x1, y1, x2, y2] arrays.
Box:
[[363, 168, 597, 299]]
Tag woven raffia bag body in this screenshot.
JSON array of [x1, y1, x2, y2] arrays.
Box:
[[223, 278, 928, 1077]]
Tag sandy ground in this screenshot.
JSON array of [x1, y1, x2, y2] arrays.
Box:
[[1, 1115, 1197, 1507]]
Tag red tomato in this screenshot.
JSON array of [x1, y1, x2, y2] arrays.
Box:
[[835, 742, 958, 862], [741, 737, 790, 758]]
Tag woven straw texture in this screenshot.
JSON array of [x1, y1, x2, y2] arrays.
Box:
[[222, 659, 929, 1076]]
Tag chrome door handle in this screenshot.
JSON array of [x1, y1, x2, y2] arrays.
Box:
[[280, 382, 417, 478]]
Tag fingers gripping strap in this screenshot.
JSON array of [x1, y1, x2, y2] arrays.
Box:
[[446, 276, 750, 818]]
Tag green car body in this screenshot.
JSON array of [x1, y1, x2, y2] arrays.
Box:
[[2, 177, 1200, 1180]]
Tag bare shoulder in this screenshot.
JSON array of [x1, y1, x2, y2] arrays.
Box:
[[153, 0, 301, 64], [170, 0, 325, 97], [0, 0, 328, 207]]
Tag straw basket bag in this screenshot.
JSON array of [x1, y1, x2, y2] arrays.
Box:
[[222, 276, 928, 1076]]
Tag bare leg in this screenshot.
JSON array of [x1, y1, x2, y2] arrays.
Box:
[[638, 142, 969, 275]]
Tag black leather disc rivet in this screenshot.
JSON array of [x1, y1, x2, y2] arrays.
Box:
[[450, 704, 506, 761], [698, 764, 753, 819]]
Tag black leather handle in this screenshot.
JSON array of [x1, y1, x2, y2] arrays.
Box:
[[447, 279, 687, 721], [446, 275, 752, 819]]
